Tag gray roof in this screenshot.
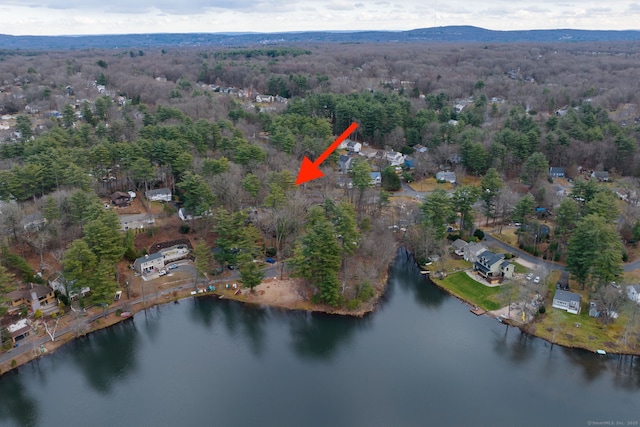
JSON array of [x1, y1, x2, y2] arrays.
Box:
[[549, 167, 565, 175], [500, 261, 512, 268], [134, 252, 164, 268], [465, 242, 485, 254], [553, 290, 581, 304], [146, 188, 171, 196], [628, 284, 640, 293], [477, 250, 504, 267], [452, 239, 467, 250]]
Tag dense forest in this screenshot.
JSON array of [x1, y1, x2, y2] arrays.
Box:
[[2, 41, 640, 341]]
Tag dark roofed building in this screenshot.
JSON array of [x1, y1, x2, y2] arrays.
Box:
[[473, 250, 514, 283], [549, 167, 565, 178], [552, 290, 581, 314], [110, 191, 132, 207]]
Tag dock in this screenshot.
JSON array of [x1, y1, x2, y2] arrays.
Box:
[[470, 306, 486, 316]]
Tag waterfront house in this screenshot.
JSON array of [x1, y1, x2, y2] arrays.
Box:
[[133, 253, 165, 275], [463, 242, 486, 263], [473, 250, 514, 283], [627, 285, 640, 303], [145, 188, 172, 202], [451, 239, 467, 256], [7, 319, 31, 346], [6, 284, 58, 315], [552, 290, 581, 314]]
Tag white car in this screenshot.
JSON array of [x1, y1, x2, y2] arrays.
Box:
[[158, 269, 167, 276], [533, 276, 540, 284], [526, 273, 533, 281]]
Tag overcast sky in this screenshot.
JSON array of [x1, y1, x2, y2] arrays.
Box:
[[1, 1, 639, 36]]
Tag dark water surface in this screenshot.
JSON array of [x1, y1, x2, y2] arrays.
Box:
[[1, 252, 639, 427]]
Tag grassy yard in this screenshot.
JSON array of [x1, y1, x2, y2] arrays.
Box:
[[408, 178, 453, 192], [436, 271, 505, 311], [528, 306, 629, 353]]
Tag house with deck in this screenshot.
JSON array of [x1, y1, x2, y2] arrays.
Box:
[[110, 191, 132, 207], [473, 250, 514, 283], [6, 284, 58, 315]]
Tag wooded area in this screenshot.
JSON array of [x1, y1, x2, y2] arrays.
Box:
[[2, 40, 640, 346]]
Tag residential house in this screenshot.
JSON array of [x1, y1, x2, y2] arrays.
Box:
[[133, 252, 165, 275], [110, 191, 132, 207], [22, 213, 47, 232], [404, 157, 415, 169], [549, 167, 566, 178], [145, 188, 172, 202], [589, 302, 600, 318], [463, 242, 486, 263], [553, 184, 567, 198], [473, 250, 514, 283], [370, 172, 382, 186], [591, 171, 610, 182], [48, 275, 90, 300], [338, 155, 353, 173], [255, 94, 274, 103], [552, 290, 582, 314], [436, 171, 456, 184], [346, 140, 362, 153], [6, 284, 58, 315], [386, 151, 405, 166], [451, 239, 467, 256], [413, 144, 427, 153], [627, 284, 640, 303], [337, 177, 353, 189], [7, 319, 31, 346]]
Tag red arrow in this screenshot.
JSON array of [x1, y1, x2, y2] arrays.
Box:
[[295, 122, 358, 185]]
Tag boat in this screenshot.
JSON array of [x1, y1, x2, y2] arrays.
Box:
[[120, 311, 132, 318], [596, 349, 607, 355]]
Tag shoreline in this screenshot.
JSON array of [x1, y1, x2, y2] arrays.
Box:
[[0, 272, 389, 377], [424, 267, 640, 357]]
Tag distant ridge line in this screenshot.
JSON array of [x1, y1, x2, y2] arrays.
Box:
[[1, 26, 640, 50]]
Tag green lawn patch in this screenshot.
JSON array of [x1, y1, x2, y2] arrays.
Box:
[[437, 271, 504, 311]]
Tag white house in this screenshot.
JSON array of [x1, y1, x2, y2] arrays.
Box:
[[133, 253, 165, 275], [255, 94, 274, 103], [627, 285, 640, 303], [346, 140, 362, 153], [145, 188, 172, 202], [386, 151, 405, 166], [552, 290, 581, 314]]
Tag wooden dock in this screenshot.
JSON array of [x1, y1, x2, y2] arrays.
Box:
[[469, 306, 486, 316]]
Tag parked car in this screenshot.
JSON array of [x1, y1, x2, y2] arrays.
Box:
[[265, 257, 276, 264], [158, 269, 167, 276], [526, 273, 534, 281], [533, 276, 540, 284], [168, 264, 178, 270]]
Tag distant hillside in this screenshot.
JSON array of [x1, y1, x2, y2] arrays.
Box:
[[1, 26, 640, 50]]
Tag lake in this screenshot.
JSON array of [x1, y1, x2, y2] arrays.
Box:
[[1, 250, 639, 427]]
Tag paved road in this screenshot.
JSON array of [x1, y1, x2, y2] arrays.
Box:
[[483, 233, 566, 273], [0, 261, 281, 366]]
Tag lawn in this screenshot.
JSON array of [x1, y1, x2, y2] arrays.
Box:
[[408, 177, 453, 192], [436, 271, 505, 311], [529, 306, 629, 353]]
